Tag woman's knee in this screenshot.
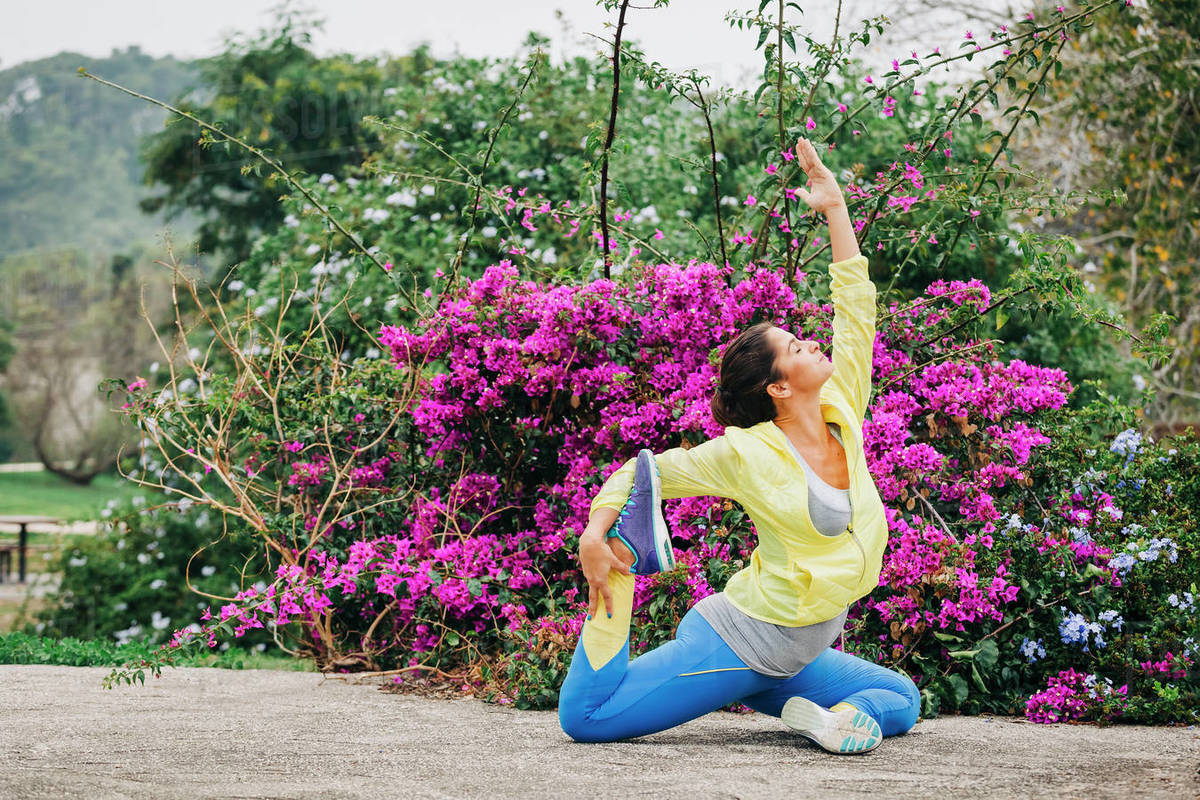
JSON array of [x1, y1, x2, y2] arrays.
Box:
[[558, 704, 618, 743], [890, 672, 921, 733]]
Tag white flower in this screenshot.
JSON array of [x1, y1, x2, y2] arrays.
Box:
[[481, 226, 498, 238], [363, 207, 390, 224], [632, 205, 661, 225], [68, 556, 87, 567], [421, 184, 436, 196], [283, 214, 299, 228], [1132, 374, 1146, 392], [151, 610, 171, 630], [386, 190, 417, 207], [201, 565, 216, 577], [150, 579, 167, 590], [319, 173, 335, 184]]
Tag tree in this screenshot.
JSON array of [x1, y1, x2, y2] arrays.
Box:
[[1012, 0, 1200, 425], [2, 248, 167, 483], [0, 312, 13, 461], [138, 9, 411, 266]]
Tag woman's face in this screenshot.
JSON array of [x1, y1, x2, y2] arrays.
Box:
[[766, 326, 834, 398]]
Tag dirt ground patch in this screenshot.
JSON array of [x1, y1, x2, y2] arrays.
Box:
[[1, 664, 1197, 799]]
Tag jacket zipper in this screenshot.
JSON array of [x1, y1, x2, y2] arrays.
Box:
[[845, 422, 866, 586], [849, 522, 866, 585]]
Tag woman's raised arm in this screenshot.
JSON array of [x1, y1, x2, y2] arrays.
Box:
[[794, 137, 876, 420]]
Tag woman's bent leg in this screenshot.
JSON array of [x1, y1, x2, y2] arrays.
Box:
[[740, 646, 921, 738], [558, 584, 769, 743]]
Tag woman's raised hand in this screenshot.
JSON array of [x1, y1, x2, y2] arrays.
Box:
[[579, 530, 632, 619], [793, 136, 845, 215]]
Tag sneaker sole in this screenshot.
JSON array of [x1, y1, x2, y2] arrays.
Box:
[[643, 450, 675, 571], [781, 696, 882, 754]]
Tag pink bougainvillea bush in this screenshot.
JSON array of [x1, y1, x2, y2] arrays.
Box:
[[112, 254, 1198, 723]]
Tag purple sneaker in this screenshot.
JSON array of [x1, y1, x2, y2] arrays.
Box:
[[606, 449, 675, 575]]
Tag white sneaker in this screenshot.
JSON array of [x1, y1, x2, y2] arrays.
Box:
[[781, 696, 883, 754]]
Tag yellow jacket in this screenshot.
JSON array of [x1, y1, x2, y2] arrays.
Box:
[[590, 253, 883, 627]]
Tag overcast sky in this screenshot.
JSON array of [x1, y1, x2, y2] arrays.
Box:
[[2, 0, 1008, 90]]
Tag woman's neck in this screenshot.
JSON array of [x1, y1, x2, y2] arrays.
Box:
[[771, 392, 830, 448]]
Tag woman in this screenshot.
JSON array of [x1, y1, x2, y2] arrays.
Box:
[[557, 137, 920, 754]]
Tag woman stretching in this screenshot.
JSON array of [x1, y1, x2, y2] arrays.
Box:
[[557, 137, 920, 753]]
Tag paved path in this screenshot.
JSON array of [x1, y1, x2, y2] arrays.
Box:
[[1, 665, 1197, 799]]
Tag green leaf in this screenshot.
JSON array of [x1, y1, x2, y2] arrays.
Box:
[[996, 307, 1009, 330], [948, 648, 979, 660], [756, 26, 771, 50], [933, 631, 963, 643], [947, 673, 969, 705], [970, 663, 987, 693], [975, 638, 999, 669]]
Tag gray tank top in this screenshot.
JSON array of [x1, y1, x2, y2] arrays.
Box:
[[694, 423, 852, 678]]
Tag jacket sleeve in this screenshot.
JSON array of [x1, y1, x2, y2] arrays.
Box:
[[589, 432, 746, 516], [827, 253, 877, 422]]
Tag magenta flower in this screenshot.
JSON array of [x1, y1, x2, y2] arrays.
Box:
[[805, 116, 817, 130], [864, 75, 874, 84], [766, 163, 779, 175], [965, 30, 974, 39], [383, 262, 393, 272], [126, 377, 148, 392], [836, 102, 848, 113], [744, 194, 757, 206]]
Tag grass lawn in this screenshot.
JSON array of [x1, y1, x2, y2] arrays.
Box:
[[0, 471, 153, 521]]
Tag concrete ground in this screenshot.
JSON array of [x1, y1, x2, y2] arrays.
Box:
[[1, 665, 1197, 800]]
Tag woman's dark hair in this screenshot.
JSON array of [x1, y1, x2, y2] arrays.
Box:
[[710, 321, 782, 428]]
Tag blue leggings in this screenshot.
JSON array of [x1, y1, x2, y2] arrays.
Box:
[[559, 604, 921, 743]]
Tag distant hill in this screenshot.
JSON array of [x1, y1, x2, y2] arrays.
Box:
[[0, 46, 200, 258]]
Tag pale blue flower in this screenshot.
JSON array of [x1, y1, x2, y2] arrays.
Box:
[[1110, 428, 1142, 461], [1019, 637, 1046, 663]]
